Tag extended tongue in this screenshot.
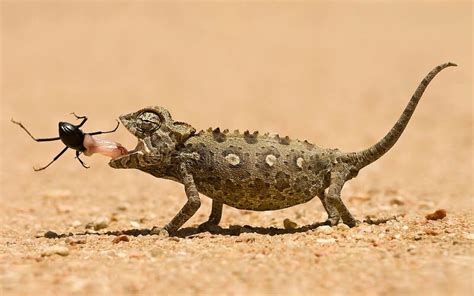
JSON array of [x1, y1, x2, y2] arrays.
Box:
[[83, 134, 128, 159]]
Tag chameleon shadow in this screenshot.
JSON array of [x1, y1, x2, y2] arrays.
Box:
[[38, 216, 395, 239], [39, 222, 330, 239]]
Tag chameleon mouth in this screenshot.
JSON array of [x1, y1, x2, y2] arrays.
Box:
[[83, 134, 148, 162], [109, 139, 147, 161]]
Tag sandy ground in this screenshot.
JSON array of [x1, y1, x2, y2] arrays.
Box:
[[1, 2, 473, 295]]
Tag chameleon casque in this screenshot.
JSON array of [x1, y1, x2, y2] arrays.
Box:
[[108, 63, 456, 235]]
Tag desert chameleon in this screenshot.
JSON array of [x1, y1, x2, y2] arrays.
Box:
[[108, 62, 456, 235]]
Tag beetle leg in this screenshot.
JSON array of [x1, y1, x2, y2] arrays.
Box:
[[34, 146, 69, 171], [71, 113, 88, 127], [88, 120, 120, 136], [75, 151, 90, 169], [11, 119, 61, 142]]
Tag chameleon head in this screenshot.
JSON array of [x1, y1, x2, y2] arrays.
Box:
[[108, 106, 195, 169]]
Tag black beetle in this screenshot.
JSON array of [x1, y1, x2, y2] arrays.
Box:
[[11, 113, 119, 171]]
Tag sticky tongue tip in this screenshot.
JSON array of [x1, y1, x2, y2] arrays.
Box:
[[83, 134, 128, 159]]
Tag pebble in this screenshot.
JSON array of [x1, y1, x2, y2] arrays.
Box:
[[336, 224, 350, 231], [424, 229, 439, 236], [44, 231, 59, 239], [42, 189, 71, 199], [70, 220, 82, 227], [129, 251, 144, 259], [65, 237, 86, 246], [117, 204, 128, 211], [150, 248, 164, 258], [112, 235, 130, 244], [283, 218, 298, 230], [316, 225, 334, 234], [425, 209, 447, 221], [41, 245, 70, 257], [130, 221, 141, 228], [116, 252, 127, 258], [349, 194, 371, 202], [389, 197, 405, 206], [316, 238, 336, 244], [463, 233, 474, 240], [92, 216, 110, 230]]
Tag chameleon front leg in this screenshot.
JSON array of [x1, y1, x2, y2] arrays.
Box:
[[160, 163, 202, 235]]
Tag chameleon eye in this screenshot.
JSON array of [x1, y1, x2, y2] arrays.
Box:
[[138, 112, 162, 132]]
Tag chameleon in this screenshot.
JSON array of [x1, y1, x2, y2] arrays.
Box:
[[106, 62, 456, 235]]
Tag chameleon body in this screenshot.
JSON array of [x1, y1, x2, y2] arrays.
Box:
[[109, 63, 456, 235]]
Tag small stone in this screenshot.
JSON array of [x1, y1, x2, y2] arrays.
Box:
[[463, 233, 474, 240], [336, 224, 350, 231], [425, 209, 447, 221], [110, 213, 119, 222], [424, 229, 439, 236], [56, 204, 72, 213], [130, 221, 140, 228], [42, 189, 71, 199], [389, 197, 405, 206], [150, 248, 164, 257], [112, 235, 130, 244], [116, 252, 127, 258], [66, 238, 86, 246], [283, 218, 298, 230], [129, 251, 144, 259], [93, 216, 110, 230], [349, 194, 371, 202], [316, 225, 334, 234], [44, 231, 59, 239], [384, 188, 399, 195], [117, 205, 128, 211], [41, 245, 70, 257], [316, 238, 336, 244], [71, 220, 82, 227]]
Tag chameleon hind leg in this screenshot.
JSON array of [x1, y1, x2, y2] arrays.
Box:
[[318, 191, 340, 226], [198, 200, 223, 232], [323, 170, 358, 227]]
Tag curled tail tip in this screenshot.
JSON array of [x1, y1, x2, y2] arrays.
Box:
[[445, 62, 457, 67]]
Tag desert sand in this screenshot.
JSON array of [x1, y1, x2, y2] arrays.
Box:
[[1, 2, 472, 295]]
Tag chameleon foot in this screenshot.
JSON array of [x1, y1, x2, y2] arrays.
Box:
[[198, 222, 223, 234], [150, 226, 169, 237]]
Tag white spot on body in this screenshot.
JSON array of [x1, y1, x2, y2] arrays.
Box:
[[296, 157, 304, 169], [265, 154, 277, 167], [225, 153, 240, 166]]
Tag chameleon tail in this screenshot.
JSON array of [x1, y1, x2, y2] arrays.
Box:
[[343, 62, 457, 170]]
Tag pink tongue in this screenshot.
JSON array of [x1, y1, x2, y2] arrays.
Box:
[[83, 134, 128, 159]]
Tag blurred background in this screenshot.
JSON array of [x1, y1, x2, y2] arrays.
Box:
[[0, 2, 472, 295], [2, 1, 471, 205]]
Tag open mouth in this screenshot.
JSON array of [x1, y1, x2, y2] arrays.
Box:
[[83, 134, 146, 161]]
